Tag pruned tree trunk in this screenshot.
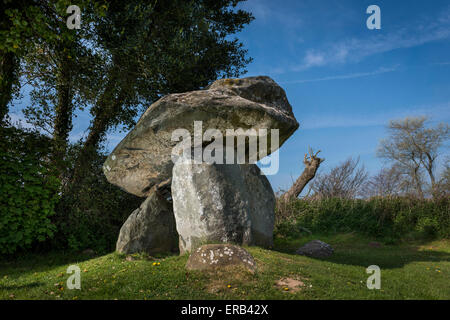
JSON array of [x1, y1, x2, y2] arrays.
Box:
[[0, 51, 18, 123], [52, 55, 74, 176], [69, 83, 125, 187], [281, 148, 324, 201]]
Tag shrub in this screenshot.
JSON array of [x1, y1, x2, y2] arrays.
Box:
[[0, 126, 60, 254], [50, 144, 143, 253], [0, 127, 145, 255]]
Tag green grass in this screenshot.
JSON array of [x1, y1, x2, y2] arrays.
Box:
[[1, 233, 449, 300]]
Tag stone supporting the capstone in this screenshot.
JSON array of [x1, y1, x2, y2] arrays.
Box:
[[171, 161, 275, 254], [116, 188, 178, 255]]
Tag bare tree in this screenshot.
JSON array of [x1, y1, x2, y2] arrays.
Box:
[[310, 157, 368, 199], [377, 117, 449, 198], [435, 157, 450, 197], [281, 147, 324, 201], [363, 165, 404, 198]]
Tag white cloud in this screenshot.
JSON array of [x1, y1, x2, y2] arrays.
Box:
[[293, 6, 450, 71], [68, 130, 86, 143], [282, 66, 398, 84], [8, 113, 34, 129], [434, 61, 450, 66], [301, 50, 326, 68]]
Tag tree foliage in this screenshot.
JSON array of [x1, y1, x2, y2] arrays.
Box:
[[50, 144, 142, 252], [18, 0, 253, 183], [1, 0, 96, 123], [0, 126, 60, 254], [0, 1, 254, 253]]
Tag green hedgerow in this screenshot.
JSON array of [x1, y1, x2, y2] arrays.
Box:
[[275, 197, 449, 241]]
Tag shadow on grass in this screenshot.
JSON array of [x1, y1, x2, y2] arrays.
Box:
[[0, 250, 180, 278], [273, 234, 450, 269], [322, 247, 450, 269], [0, 251, 108, 279], [1, 282, 44, 290]]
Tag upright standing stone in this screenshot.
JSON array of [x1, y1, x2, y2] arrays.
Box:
[[116, 188, 178, 255], [172, 162, 275, 254]]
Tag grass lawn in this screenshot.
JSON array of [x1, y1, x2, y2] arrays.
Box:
[[1, 233, 449, 300]]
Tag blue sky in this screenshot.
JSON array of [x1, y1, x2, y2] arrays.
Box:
[[10, 0, 450, 193], [236, 0, 450, 192]]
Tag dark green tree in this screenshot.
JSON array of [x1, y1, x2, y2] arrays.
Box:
[[4, 0, 253, 251], [0, 0, 94, 124], [0, 0, 41, 123], [21, 0, 107, 177], [19, 0, 253, 185], [71, 0, 254, 183]]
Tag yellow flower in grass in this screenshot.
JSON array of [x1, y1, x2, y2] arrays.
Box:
[[227, 285, 232, 289], [283, 287, 289, 291]]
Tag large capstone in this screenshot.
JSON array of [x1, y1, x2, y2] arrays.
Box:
[[103, 76, 299, 197], [116, 188, 178, 255], [172, 162, 275, 254]]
